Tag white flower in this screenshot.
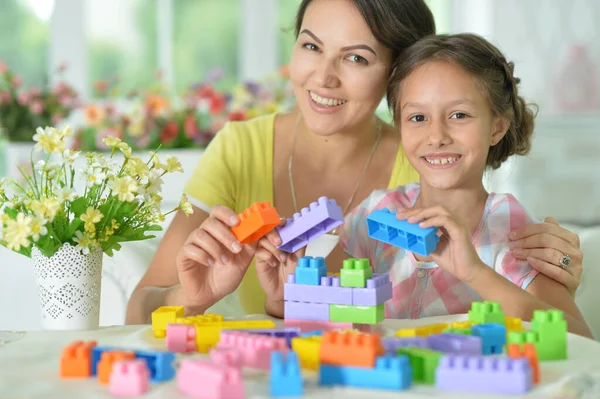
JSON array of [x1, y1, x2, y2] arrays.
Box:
[[74, 230, 94, 255], [55, 186, 78, 203], [82, 167, 106, 188], [29, 215, 48, 242], [62, 149, 80, 165], [32, 126, 65, 153], [146, 170, 163, 195]]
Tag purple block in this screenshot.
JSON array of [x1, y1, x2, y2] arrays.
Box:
[[351, 274, 393, 306], [436, 355, 533, 394], [382, 337, 428, 354], [284, 301, 329, 321], [234, 328, 301, 347], [426, 334, 482, 355], [277, 196, 343, 253], [284, 274, 353, 305]]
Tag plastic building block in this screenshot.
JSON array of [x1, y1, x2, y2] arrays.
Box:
[[231, 201, 280, 244], [291, 336, 322, 371], [109, 359, 150, 397], [177, 359, 244, 399], [174, 313, 224, 326], [382, 337, 428, 354], [320, 331, 384, 368], [351, 274, 392, 306], [285, 301, 330, 321], [425, 333, 482, 355], [435, 355, 533, 394], [284, 319, 353, 332], [98, 351, 136, 385], [505, 316, 524, 333], [468, 301, 505, 325], [508, 343, 539, 384], [271, 351, 303, 397], [151, 306, 184, 338], [217, 331, 287, 370], [294, 256, 328, 285], [166, 324, 197, 353], [531, 309, 567, 360], [450, 321, 476, 329], [194, 320, 276, 353], [366, 208, 439, 256], [443, 327, 471, 336], [60, 340, 97, 378], [340, 258, 372, 288], [300, 330, 324, 337], [210, 348, 244, 368], [329, 303, 384, 324], [396, 323, 449, 338], [134, 350, 176, 383], [284, 273, 352, 305], [508, 330, 540, 357], [396, 347, 442, 385], [472, 324, 506, 355], [235, 327, 301, 348], [319, 355, 413, 391]]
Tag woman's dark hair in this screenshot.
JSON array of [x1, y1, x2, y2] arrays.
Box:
[[387, 33, 538, 169], [294, 0, 436, 62]]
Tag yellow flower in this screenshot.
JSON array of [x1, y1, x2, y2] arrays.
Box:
[[127, 117, 145, 138], [29, 215, 48, 242], [74, 230, 96, 255], [84, 222, 96, 237], [118, 142, 132, 158], [3, 213, 32, 251], [111, 176, 138, 202], [60, 125, 73, 138], [31, 198, 61, 222], [81, 207, 103, 226], [102, 136, 122, 149], [179, 194, 193, 216], [166, 156, 183, 173], [33, 127, 66, 153], [126, 157, 150, 180]]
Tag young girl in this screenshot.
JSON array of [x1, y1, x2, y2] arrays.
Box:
[[340, 33, 592, 337]]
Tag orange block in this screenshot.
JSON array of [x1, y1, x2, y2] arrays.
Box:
[[97, 351, 136, 384], [60, 340, 97, 378], [231, 202, 280, 244], [320, 331, 384, 368], [508, 343, 539, 384]]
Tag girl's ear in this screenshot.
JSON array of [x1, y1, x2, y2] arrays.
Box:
[[490, 116, 510, 146]]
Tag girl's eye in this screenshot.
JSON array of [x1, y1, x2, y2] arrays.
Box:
[[303, 43, 319, 51], [346, 54, 368, 65], [451, 112, 469, 119], [409, 115, 426, 122]]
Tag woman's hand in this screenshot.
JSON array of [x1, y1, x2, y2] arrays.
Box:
[[397, 206, 486, 283], [175, 205, 255, 312], [255, 224, 304, 303], [509, 216, 582, 297]]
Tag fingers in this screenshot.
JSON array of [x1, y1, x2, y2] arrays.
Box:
[[202, 215, 243, 254], [417, 214, 462, 237], [527, 256, 579, 297], [188, 228, 231, 265], [264, 228, 283, 247], [256, 237, 287, 266], [210, 205, 240, 227], [509, 233, 575, 259], [544, 216, 559, 226], [178, 243, 213, 272], [397, 206, 449, 224], [510, 219, 580, 248], [512, 247, 565, 268]]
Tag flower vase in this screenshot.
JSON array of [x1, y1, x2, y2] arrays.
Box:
[[31, 243, 103, 330]]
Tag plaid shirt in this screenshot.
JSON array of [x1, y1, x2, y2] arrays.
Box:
[[340, 183, 539, 319]]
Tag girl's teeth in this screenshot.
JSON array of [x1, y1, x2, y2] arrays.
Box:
[[425, 157, 459, 165], [310, 91, 347, 107]]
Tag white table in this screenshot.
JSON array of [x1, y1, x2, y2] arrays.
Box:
[[1, 314, 600, 399]]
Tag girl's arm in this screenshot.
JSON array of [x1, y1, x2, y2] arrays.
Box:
[[468, 265, 593, 338]]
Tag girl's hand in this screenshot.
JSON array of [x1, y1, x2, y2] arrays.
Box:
[[255, 224, 305, 302], [397, 206, 485, 283]]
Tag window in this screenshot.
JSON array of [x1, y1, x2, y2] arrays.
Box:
[[86, 0, 157, 97], [277, 0, 301, 67], [172, 0, 241, 92]]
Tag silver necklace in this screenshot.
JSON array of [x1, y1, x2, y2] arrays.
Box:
[[287, 114, 382, 235]]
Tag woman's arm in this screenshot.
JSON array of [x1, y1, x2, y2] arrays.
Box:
[[468, 265, 593, 338]]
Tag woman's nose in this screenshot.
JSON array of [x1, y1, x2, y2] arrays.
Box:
[[313, 59, 340, 88]]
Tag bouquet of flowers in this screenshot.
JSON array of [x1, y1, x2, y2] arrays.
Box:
[[0, 125, 193, 259], [0, 62, 80, 142]]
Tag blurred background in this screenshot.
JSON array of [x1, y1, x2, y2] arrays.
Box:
[[0, 0, 599, 335]]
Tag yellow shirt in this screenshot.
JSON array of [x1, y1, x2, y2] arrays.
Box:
[[184, 113, 419, 315]]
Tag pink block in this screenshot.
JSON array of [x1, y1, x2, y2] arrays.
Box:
[[177, 359, 245, 399], [109, 359, 150, 397], [217, 331, 287, 370], [284, 319, 386, 335], [166, 324, 197, 353], [210, 347, 244, 368]]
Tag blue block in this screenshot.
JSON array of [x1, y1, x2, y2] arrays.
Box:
[[91, 346, 117, 375], [366, 209, 439, 256], [295, 256, 327, 285], [319, 355, 412, 391], [135, 350, 176, 382], [300, 330, 324, 338], [271, 351, 303, 397], [472, 324, 506, 355]]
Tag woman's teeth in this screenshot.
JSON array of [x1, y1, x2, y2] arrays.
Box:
[[310, 91, 347, 107], [425, 156, 460, 165]]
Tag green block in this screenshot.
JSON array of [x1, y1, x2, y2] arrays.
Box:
[[329, 303, 383, 324], [340, 258, 372, 288], [468, 301, 505, 324], [397, 347, 442, 385], [531, 309, 567, 360], [443, 327, 471, 336], [508, 330, 538, 345]]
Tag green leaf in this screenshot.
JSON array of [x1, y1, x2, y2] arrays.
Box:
[[67, 219, 83, 238], [3, 207, 18, 218], [71, 197, 87, 217], [145, 224, 163, 232]]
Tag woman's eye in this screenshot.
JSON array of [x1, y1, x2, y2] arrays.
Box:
[[303, 43, 319, 51], [409, 115, 426, 122], [346, 54, 368, 65], [451, 112, 469, 119]]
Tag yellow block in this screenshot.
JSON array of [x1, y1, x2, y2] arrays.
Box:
[[450, 321, 475, 329], [395, 323, 449, 338], [291, 336, 322, 371], [194, 320, 276, 353], [505, 316, 524, 333], [151, 306, 184, 338], [175, 314, 224, 326]]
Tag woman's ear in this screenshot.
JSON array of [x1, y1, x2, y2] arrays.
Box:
[[490, 116, 510, 146]]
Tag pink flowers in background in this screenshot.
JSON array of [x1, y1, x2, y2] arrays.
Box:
[[0, 61, 79, 142]]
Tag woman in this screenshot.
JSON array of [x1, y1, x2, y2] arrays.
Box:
[[125, 0, 583, 323]]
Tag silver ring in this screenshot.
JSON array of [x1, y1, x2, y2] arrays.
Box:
[[559, 254, 571, 268]]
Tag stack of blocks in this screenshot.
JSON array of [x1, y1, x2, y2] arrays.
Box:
[[284, 256, 392, 324]]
